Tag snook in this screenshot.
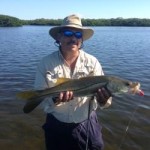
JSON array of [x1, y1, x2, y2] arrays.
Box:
[[17, 76, 144, 113]]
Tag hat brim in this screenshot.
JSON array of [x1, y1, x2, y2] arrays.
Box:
[[49, 25, 94, 41]]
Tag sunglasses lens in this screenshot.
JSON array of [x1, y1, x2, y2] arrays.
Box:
[[64, 31, 73, 37], [75, 32, 82, 39], [63, 31, 82, 39]]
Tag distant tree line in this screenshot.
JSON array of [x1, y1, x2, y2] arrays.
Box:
[[0, 15, 23, 27], [1, 14, 150, 27], [82, 18, 150, 26]]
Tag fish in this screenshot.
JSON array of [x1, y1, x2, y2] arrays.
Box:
[[16, 75, 144, 113]]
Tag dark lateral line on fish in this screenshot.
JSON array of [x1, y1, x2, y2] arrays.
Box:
[[35, 82, 107, 99]]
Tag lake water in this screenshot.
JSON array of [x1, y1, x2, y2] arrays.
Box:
[[0, 26, 150, 150]]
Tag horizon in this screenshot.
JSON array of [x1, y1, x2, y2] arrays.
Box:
[[1, 14, 150, 21]]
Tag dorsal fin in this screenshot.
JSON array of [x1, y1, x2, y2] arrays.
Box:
[[55, 78, 71, 86]]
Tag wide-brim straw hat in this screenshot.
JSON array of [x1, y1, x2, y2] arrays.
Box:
[[49, 14, 94, 41]]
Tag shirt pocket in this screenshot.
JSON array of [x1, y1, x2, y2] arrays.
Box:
[[46, 68, 63, 87], [85, 62, 95, 75], [75, 64, 94, 78]]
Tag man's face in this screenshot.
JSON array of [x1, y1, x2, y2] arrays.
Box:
[[58, 27, 83, 52]]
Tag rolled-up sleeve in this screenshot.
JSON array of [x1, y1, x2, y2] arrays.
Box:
[[34, 60, 55, 113], [34, 59, 49, 90], [93, 59, 104, 76]]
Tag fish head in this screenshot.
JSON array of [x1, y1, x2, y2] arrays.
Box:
[[107, 79, 131, 94], [107, 78, 144, 96]]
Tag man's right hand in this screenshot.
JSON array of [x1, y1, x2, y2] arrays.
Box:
[[52, 91, 74, 104], [59, 91, 74, 102]]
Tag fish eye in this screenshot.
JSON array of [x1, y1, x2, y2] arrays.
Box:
[[125, 82, 131, 86]]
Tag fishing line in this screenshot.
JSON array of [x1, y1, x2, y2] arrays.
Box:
[[85, 96, 94, 150], [117, 96, 144, 150]]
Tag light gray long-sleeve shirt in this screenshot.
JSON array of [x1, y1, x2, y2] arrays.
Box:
[[34, 50, 111, 123]]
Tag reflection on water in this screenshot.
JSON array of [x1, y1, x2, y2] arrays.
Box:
[[0, 26, 150, 150]]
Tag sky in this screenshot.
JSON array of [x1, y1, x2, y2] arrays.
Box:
[[1, 0, 150, 20]]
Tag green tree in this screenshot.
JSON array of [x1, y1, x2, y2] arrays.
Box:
[[0, 15, 23, 27]]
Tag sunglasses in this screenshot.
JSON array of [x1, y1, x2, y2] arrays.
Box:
[[62, 30, 82, 39]]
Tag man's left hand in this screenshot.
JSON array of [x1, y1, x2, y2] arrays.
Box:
[[96, 87, 112, 106]]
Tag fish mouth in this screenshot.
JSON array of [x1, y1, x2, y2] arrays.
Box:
[[128, 82, 144, 96], [128, 82, 140, 93]]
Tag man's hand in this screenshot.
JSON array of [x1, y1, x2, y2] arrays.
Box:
[[59, 91, 74, 102], [52, 91, 74, 104], [96, 87, 112, 106]]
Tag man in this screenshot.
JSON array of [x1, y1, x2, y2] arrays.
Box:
[[34, 14, 112, 150]]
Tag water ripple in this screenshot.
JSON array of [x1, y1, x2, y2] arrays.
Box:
[[0, 26, 150, 150]]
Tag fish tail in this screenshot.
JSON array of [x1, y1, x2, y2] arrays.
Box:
[[23, 98, 43, 113], [16, 91, 39, 100]]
